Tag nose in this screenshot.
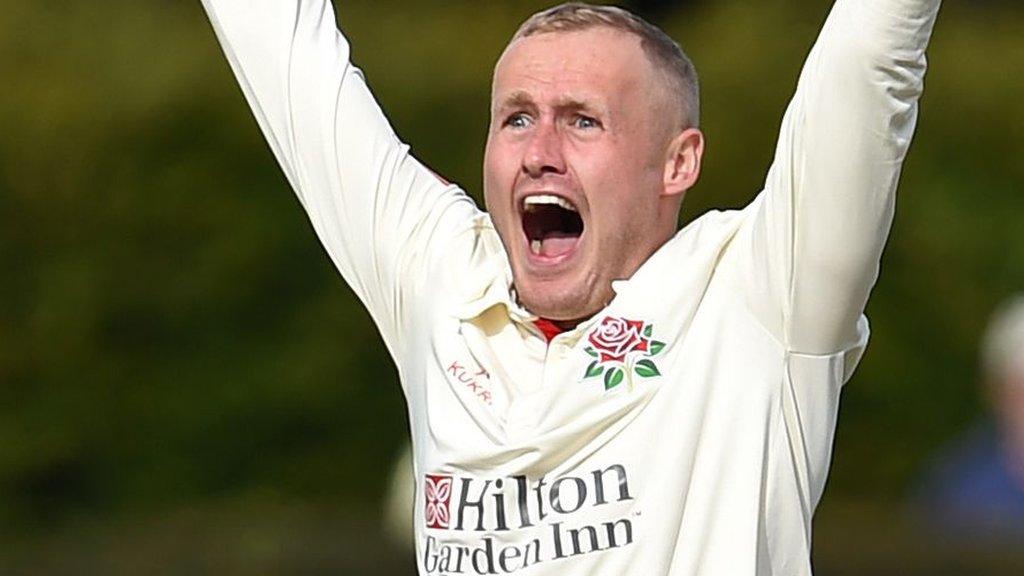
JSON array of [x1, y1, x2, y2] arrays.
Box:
[[522, 122, 566, 178]]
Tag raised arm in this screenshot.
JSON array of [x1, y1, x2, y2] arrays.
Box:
[[745, 0, 942, 355], [201, 0, 480, 353]]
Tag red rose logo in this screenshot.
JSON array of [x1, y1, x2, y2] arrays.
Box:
[[583, 317, 665, 390], [588, 317, 649, 363]]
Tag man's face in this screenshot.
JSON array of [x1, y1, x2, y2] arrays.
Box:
[[484, 27, 690, 323]]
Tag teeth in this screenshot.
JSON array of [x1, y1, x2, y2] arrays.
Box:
[[523, 194, 577, 212], [531, 240, 542, 254]]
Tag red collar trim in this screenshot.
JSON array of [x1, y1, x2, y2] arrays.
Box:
[[534, 318, 566, 343]]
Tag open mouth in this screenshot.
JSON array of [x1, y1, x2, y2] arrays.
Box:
[[521, 194, 584, 260]]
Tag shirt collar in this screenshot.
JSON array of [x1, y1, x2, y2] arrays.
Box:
[[451, 258, 632, 341], [451, 257, 534, 323]]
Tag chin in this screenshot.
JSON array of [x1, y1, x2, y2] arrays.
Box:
[[515, 276, 604, 323]]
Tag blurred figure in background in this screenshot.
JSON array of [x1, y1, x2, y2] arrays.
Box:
[[915, 296, 1024, 539]]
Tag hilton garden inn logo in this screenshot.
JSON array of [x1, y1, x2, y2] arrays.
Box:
[[422, 465, 636, 574]]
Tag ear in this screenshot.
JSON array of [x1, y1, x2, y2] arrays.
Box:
[[661, 128, 705, 199]]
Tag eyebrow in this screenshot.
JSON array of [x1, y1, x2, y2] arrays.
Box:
[[495, 91, 537, 114], [494, 91, 605, 116]]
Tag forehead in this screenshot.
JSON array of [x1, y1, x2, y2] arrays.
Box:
[[492, 27, 653, 107]]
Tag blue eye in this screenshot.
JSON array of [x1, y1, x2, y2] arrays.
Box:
[[505, 113, 531, 129], [574, 115, 600, 129]]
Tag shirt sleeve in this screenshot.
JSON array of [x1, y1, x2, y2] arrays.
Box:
[[200, 0, 481, 355], [740, 0, 941, 356]]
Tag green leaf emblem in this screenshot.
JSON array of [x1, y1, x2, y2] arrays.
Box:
[[604, 367, 625, 390], [649, 341, 665, 356], [584, 361, 604, 379], [634, 359, 661, 378]]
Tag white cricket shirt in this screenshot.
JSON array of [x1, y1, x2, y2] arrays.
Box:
[[201, 0, 941, 573]]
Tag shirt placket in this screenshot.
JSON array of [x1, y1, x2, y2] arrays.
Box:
[[504, 322, 584, 441]]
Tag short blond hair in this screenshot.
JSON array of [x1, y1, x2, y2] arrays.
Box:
[[512, 2, 700, 128]]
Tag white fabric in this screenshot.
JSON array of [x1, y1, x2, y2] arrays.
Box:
[[201, 1, 940, 573]]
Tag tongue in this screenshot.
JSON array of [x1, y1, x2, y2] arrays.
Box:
[[540, 236, 578, 257]]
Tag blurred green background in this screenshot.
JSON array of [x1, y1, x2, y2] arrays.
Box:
[[1, 0, 1022, 574]]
